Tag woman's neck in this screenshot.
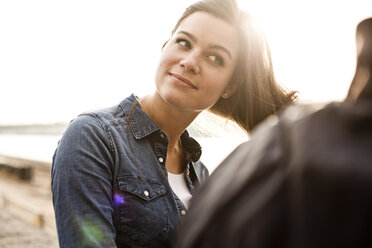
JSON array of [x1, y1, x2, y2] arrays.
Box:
[[139, 93, 199, 174], [138, 92, 199, 149]]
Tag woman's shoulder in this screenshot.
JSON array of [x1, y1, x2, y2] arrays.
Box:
[[68, 94, 138, 131]]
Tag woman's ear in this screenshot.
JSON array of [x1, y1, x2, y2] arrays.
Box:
[[221, 84, 237, 99]]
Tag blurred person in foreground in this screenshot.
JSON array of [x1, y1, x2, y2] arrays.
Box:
[[51, 0, 296, 247], [174, 17, 372, 248]]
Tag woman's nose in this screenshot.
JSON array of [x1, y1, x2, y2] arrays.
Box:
[[180, 52, 200, 74]]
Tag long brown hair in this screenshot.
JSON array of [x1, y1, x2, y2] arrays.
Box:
[[172, 0, 296, 132]]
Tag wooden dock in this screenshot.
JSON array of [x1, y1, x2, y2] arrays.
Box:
[[0, 154, 58, 247]]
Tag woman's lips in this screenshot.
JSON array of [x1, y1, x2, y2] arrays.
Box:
[[169, 73, 197, 89]]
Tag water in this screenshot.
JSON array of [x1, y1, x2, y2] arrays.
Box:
[[0, 134, 61, 163], [0, 134, 246, 173]]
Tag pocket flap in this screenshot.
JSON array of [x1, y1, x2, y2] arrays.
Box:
[[117, 175, 166, 201]]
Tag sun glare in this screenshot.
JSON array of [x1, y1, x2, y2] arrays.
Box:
[[239, 0, 372, 103], [0, 0, 371, 124]]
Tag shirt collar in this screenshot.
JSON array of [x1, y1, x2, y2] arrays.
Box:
[[120, 94, 202, 162], [180, 131, 202, 163], [120, 94, 160, 139]]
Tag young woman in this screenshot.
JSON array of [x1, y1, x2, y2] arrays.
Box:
[[51, 0, 296, 247]]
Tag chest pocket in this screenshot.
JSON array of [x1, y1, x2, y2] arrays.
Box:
[[116, 175, 169, 246]]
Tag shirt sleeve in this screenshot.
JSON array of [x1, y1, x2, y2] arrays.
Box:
[[51, 114, 117, 248]]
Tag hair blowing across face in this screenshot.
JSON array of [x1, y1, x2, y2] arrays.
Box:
[[172, 0, 297, 133]]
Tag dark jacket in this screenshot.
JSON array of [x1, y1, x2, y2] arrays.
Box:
[[175, 100, 372, 248], [52, 94, 209, 248]]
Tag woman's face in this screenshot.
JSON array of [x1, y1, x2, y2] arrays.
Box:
[[155, 11, 240, 112]]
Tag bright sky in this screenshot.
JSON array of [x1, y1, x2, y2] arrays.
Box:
[[0, 0, 371, 125]]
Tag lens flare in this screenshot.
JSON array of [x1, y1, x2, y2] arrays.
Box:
[[81, 220, 103, 246], [113, 193, 125, 205]]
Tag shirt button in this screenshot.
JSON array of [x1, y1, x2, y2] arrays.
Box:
[[181, 210, 186, 215], [158, 157, 164, 163], [144, 190, 149, 197]]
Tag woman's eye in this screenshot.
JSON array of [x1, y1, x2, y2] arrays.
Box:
[[177, 39, 191, 49], [208, 55, 224, 65]]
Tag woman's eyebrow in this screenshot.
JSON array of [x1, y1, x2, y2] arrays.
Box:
[[178, 30, 198, 42], [177, 30, 232, 60], [209, 44, 232, 60]]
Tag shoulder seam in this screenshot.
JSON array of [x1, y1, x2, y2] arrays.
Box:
[[81, 113, 116, 158]]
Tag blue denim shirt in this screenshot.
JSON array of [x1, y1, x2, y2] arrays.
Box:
[[51, 94, 209, 248]]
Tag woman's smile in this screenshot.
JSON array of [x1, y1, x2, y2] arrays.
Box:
[[169, 73, 198, 89]]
